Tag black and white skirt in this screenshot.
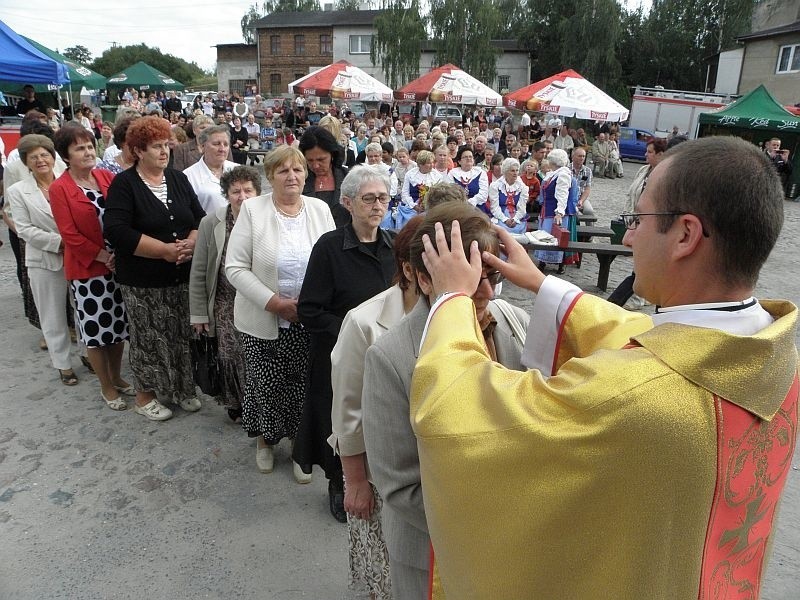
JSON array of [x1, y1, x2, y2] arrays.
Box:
[[71, 272, 128, 347]]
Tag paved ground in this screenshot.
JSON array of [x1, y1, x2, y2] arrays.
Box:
[[0, 161, 798, 599]]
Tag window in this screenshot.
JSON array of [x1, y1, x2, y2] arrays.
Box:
[[497, 75, 510, 93], [229, 79, 257, 97], [776, 44, 800, 74], [320, 34, 332, 55], [349, 35, 372, 54], [295, 34, 305, 55], [295, 73, 306, 82], [270, 73, 281, 96], [270, 35, 279, 55]]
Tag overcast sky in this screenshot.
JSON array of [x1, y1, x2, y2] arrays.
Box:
[[2, 0, 653, 75], [1, 0, 257, 72]]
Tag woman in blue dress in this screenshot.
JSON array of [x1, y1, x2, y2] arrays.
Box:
[[534, 149, 579, 274], [448, 145, 488, 216]]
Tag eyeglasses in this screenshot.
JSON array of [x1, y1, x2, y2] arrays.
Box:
[[480, 271, 505, 286], [358, 193, 392, 206], [620, 212, 710, 237], [619, 212, 685, 230]]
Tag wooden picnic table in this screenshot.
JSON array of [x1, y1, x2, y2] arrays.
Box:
[[515, 237, 632, 291]]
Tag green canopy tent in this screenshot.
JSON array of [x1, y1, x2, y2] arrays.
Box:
[[105, 61, 183, 101], [698, 85, 799, 197], [24, 37, 106, 90]]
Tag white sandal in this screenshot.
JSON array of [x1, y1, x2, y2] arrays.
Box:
[[102, 391, 127, 411]]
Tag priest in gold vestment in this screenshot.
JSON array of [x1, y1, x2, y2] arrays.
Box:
[[410, 136, 798, 599]]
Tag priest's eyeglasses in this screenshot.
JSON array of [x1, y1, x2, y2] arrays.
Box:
[[620, 212, 710, 237], [620, 212, 686, 229], [359, 193, 392, 206]]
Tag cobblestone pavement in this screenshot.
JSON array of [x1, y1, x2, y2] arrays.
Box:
[[0, 161, 797, 599]]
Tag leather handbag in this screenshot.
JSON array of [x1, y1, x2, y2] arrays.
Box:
[[189, 334, 221, 396]]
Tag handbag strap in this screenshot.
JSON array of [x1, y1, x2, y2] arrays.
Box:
[[491, 299, 526, 347]]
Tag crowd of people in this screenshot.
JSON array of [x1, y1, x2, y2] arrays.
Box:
[[0, 85, 797, 600]]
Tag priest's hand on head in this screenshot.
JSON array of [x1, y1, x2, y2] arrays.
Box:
[[421, 220, 482, 298], [483, 226, 546, 294]]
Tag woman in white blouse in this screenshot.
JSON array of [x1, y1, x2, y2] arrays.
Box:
[[183, 125, 237, 213], [225, 145, 336, 479], [489, 157, 529, 234], [449, 145, 489, 216]]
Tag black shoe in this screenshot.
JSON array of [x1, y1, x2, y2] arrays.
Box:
[[538, 261, 547, 271], [556, 264, 566, 275], [227, 408, 242, 422], [328, 480, 347, 523]]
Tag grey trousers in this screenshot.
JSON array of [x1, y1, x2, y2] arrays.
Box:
[[389, 558, 428, 600]]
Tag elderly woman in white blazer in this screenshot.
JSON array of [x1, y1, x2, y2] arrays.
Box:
[[189, 165, 262, 422], [6, 134, 76, 384], [225, 146, 335, 479]]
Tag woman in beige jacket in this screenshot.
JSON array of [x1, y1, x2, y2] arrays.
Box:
[[6, 135, 76, 384], [225, 146, 335, 479]]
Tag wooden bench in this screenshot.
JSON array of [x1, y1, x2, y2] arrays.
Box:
[[577, 214, 598, 225], [577, 225, 614, 240], [246, 149, 271, 164], [516, 238, 632, 291], [526, 214, 598, 233]]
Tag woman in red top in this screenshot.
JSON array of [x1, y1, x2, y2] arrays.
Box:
[[50, 125, 131, 411], [521, 158, 541, 223]]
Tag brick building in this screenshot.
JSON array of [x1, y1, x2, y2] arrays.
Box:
[[237, 9, 531, 98]]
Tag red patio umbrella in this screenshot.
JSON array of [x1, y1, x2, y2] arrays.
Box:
[[504, 69, 629, 121], [394, 64, 502, 106], [289, 60, 393, 102]]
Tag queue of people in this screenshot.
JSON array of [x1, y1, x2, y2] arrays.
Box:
[[3, 90, 797, 600]]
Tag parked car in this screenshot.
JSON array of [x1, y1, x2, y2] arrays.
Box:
[[181, 91, 217, 113], [617, 126, 657, 161], [432, 104, 463, 123]]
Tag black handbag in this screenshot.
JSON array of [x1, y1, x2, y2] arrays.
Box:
[[190, 334, 221, 396]]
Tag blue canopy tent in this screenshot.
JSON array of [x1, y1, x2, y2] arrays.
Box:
[[0, 18, 70, 112]]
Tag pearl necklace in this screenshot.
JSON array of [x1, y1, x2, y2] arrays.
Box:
[[274, 199, 304, 218]]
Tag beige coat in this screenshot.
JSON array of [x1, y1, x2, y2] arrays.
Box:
[[189, 205, 228, 336], [328, 285, 408, 459], [7, 178, 64, 271], [225, 193, 336, 340]]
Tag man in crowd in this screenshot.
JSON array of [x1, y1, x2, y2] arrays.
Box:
[[409, 136, 797, 599], [571, 147, 593, 215], [164, 90, 182, 116], [15, 85, 46, 115], [765, 137, 793, 194], [592, 132, 612, 177]]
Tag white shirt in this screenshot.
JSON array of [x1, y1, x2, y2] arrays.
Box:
[[401, 167, 444, 208], [275, 210, 312, 328], [488, 176, 529, 223], [520, 113, 531, 127], [183, 159, 237, 213], [103, 144, 121, 162]]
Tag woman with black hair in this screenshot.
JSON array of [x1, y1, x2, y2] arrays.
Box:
[[299, 126, 351, 228]]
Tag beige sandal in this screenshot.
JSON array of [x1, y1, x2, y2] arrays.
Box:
[[102, 391, 127, 411]]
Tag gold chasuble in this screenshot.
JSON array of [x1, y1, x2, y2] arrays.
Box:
[[410, 293, 798, 599]]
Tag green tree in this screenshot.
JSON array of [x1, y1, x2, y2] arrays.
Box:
[[90, 44, 206, 86], [240, 0, 321, 43], [241, 5, 262, 44], [632, 0, 755, 90], [371, 0, 427, 88], [63, 45, 92, 64], [429, 0, 503, 83], [335, 0, 363, 9]]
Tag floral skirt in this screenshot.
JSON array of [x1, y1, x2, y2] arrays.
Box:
[[347, 483, 392, 599], [119, 283, 195, 401]]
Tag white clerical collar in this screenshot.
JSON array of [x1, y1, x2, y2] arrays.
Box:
[[655, 297, 757, 314]]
